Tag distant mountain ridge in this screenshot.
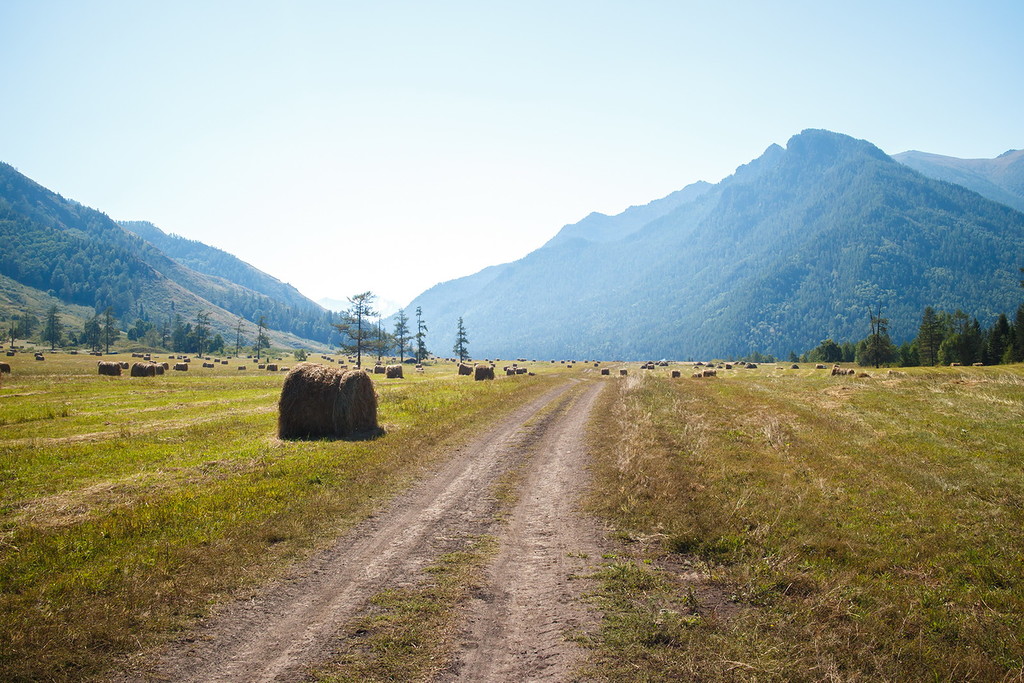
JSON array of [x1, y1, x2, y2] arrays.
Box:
[[401, 130, 1024, 359], [893, 148, 1024, 213], [0, 162, 335, 347]]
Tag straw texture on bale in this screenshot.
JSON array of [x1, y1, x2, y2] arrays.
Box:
[[385, 364, 403, 378], [153, 364, 164, 375], [474, 365, 495, 380], [98, 361, 122, 376], [119, 361, 130, 369], [278, 364, 379, 440], [131, 362, 157, 377]]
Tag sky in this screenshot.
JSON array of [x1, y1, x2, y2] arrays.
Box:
[[2, 1, 1021, 313]]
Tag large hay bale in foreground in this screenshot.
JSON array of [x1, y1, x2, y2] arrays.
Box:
[[98, 361, 122, 376], [131, 362, 157, 377], [457, 363, 473, 376], [278, 364, 379, 440], [385, 364, 404, 379], [474, 365, 495, 381]]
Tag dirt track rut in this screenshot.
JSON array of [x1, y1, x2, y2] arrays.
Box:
[[120, 378, 605, 682]]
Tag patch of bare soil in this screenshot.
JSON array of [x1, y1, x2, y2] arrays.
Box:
[[112, 378, 607, 683], [443, 381, 607, 682]]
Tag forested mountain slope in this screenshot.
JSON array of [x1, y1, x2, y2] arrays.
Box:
[[893, 149, 1024, 213], [0, 162, 335, 346], [403, 130, 1024, 359]]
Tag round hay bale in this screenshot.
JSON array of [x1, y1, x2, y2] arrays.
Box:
[[237, 365, 247, 370], [671, 370, 681, 378], [619, 369, 628, 376], [474, 365, 495, 381], [202, 362, 215, 368], [98, 361, 122, 376], [373, 365, 386, 374], [4, 350, 14, 357], [385, 364, 403, 379], [515, 367, 527, 375], [725, 363, 733, 370], [790, 364, 800, 369], [815, 364, 826, 369], [457, 363, 473, 376], [131, 362, 157, 377], [119, 361, 130, 369], [266, 364, 279, 371], [0, 362, 11, 374], [161, 362, 170, 370], [600, 368, 610, 375], [278, 364, 380, 440], [174, 363, 189, 371]]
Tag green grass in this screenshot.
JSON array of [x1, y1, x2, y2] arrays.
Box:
[[583, 364, 1024, 681], [313, 535, 498, 682], [0, 352, 570, 681]]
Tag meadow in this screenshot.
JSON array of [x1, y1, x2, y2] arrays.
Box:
[[583, 363, 1024, 681], [0, 350, 570, 681]]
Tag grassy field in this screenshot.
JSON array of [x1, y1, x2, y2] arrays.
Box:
[[583, 363, 1024, 681], [0, 351, 577, 682]]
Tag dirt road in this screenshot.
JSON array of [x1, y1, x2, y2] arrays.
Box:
[[120, 378, 606, 682]]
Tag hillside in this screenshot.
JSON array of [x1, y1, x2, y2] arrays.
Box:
[[403, 130, 1024, 359], [893, 149, 1024, 213], [0, 162, 335, 348]]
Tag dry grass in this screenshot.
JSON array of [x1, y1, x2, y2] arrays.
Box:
[[584, 365, 1024, 680]]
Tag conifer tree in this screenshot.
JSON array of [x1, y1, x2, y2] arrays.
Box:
[[453, 317, 469, 362], [393, 308, 410, 362]]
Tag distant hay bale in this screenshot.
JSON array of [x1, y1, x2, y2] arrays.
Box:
[[474, 365, 495, 381], [790, 364, 800, 369], [506, 368, 516, 376], [4, 350, 14, 357], [373, 365, 386, 374], [202, 362, 215, 368], [119, 361, 129, 369], [98, 361, 121, 376], [153, 364, 164, 375], [277, 364, 379, 440], [280, 366, 289, 372], [702, 369, 717, 377], [221, 360, 229, 365], [725, 363, 733, 370], [385, 364, 403, 378], [237, 365, 247, 370], [601, 368, 610, 375], [0, 362, 11, 374], [671, 370, 681, 378], [516, 367, 527, 375], [174, 363, 189, 371], [619, 369, 628, 376], [457, 363, 473, 376], [950, 362, 961, 367], [972, 362, 984, 367], [857, 372, 871, 378], [745, 363, 757, 369], [161, 362, 170, 370], [131, 362, 157, 377], [34, 354, 45, 361], [267, 364, 279, 371], [815, 364, 826, 369]]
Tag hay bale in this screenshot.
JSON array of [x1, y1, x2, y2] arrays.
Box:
[[267, 364, 279, 371], [601, 368, 610, 375], [506, 368, 516, 376], [516, 367, 527, 375], [277, 364, 379, 440], [34, 354, 45, 361], [671, 370, 681, 378], [457, 363, 473, 376], [725, 363, 733, 370], [4, 350, 14, 357], [131, 362, 157, 377], [703, 369, 717, 377], [619, 369, 628, 376], [745, 363, 757, 369], [857, 372, 871, 378], [202, 362, 215, 368], [815, 364, 826, 369], [237, 365, 247, 370], [98, 361, 122, 376], [385, 364, 403, 379], [174, 363, 189, 371], [161, 362, 170, 370], [950, 362, 961, 367], [373, 365, 386, 374], [972, 362, 984, 367], [474, 365, 495, 381], [0, 362, 11, 374], [790, 364, 800, 369]]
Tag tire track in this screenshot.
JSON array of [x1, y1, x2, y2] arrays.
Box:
[[446, 380, 607, 682]]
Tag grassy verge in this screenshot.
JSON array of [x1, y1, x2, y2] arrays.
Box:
[[0, 354, 567, 681], [312, 535, 498, 682], [583, 365, 1024, 680]]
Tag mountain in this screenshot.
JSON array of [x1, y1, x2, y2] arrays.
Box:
[[0, 162, 335, 347], [402, 130, 1024, 359], [893, 149, 1024, 213], [119, 220, 319, 312]]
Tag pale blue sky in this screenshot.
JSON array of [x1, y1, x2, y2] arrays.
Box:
[[2, 1, 1021, 309]]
